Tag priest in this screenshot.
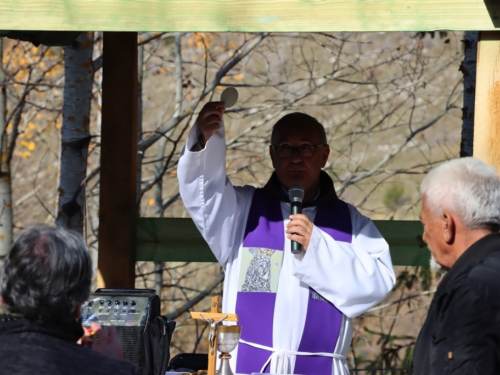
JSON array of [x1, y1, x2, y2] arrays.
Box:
[[177, 102, 395, 375]]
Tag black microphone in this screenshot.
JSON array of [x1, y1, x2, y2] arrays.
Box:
[[288, 184, 304, 254]]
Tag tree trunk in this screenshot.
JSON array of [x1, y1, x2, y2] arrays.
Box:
[[0, 38, 12, 314], [57, 32, 94, 234], [153, 33, 183, 295], [0, 38, 12, 257]]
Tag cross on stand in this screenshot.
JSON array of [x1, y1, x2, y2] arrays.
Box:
[[190, 296, 238, 375]]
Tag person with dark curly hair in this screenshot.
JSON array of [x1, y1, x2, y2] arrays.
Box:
[[0, 224, 138, 375]]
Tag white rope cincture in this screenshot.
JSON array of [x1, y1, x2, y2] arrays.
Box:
[[239, 338, 346, 373]]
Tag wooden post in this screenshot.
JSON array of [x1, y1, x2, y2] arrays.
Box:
[[473, 31, 500, 170], [460, 31, 478, 157], [190, 296, 239, 375], [98, 32, 138, 288]]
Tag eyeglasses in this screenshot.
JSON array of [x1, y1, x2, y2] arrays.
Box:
[[272, 144, 326, 158]]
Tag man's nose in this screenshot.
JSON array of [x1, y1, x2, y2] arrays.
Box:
[[290, 148, 303, 161]]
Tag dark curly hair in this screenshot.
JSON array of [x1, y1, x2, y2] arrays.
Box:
[[0, 224, 92, 323]]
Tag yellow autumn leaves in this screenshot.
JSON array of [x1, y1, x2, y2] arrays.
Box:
[[5, 43, 61, 85], [18, 122, 37, 158]]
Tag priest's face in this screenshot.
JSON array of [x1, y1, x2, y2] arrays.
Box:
[[269, 121, 329, 202]]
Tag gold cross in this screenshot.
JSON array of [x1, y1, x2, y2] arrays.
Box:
[[190, 296, 238, 375]]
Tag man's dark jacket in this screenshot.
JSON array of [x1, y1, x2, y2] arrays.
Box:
[[413, 232, 500, 374], [0, 316, 138, 375]]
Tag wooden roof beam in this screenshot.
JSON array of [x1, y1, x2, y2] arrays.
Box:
[[0, 0, 499, 33]]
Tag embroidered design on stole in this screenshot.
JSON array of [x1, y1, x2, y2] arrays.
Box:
[[240, 248, 281, 293]]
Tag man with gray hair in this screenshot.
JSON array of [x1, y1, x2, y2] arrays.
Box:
[[413, 157, 500, 374]]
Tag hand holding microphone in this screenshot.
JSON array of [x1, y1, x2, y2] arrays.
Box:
[[288, 184, 305, 254]]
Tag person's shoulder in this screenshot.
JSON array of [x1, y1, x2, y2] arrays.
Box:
[[0, 334, 138, 375], [234, 184, 256, 194], [233, 184, 256, 205], [344, 202, 378, 229], [467, 252, 500, 286], [448, 253, 500, 307]]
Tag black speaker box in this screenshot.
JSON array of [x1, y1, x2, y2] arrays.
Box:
[[81, 288, 160, 370]]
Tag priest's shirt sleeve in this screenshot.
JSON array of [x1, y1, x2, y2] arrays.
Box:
[[293, 204, 396, 318], [177, 122, 254, 266]]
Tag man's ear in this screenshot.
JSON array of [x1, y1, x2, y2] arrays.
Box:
[[321, 144, 330, 167], [71, 303, 83, 320], [443, 211, 456, 244]]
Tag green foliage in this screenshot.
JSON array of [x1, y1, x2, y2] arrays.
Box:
[[395, 268, 418, 290], [383, 184, 406, 211], [418, 265, 432, 291], [394, 265, 432, 292], [402, 343, 415, 370], [353, 326, 416, 374]]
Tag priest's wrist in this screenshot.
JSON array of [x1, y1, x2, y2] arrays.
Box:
[[190, 133, 206, 152]]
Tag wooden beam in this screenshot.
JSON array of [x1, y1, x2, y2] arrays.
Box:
[[0, 1, 499, 32], [98, 32, 138, 288], [460, 32, 478, 157], [136, 218, 429, 266], [137, 217, 217, 263], [473, 31, 500, 170]]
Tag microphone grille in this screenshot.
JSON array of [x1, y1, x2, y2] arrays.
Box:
[[288, 184, 304, 203]]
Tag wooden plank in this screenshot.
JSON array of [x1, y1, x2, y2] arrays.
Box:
[[136, 217, 217, 263], [98, 32, 138, 288], [372, 220, 428, 267], [136, 218, 429, 266], [473, 31, 500, 171], [0, 0, 499, 32]]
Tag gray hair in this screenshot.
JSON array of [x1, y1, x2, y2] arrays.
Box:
[[0, 224, 92, 323], [271, 112, 327, 145], [420, 157, 500, 231]]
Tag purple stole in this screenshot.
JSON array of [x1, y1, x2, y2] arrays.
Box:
[[235, 188, 352, 375]]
